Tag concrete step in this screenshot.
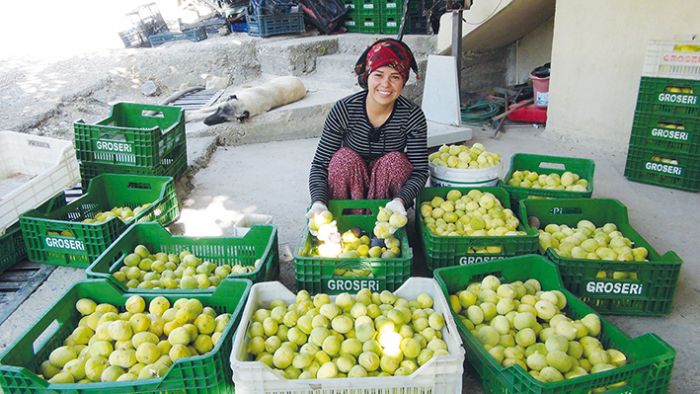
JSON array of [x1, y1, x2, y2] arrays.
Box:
[[313, 54, 362, 82], [256, 36, 339, 76], [186, 34, 437, 147], [315, 54, 428, 80], [312, 54, 428, 103], [335, 33, 437, 56], [187, 75, 357, 146]]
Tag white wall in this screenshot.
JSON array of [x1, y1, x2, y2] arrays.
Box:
[[547, 0, 700, 149]]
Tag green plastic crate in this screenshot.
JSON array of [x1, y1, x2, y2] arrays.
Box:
[[380, 13, 401, 34], [0, 278, 250, 393], [636, 76, 700, 117], [433, 255, 676, 394], [380, 0, 429, 12], [629, 110, 700, 155], [87, 222, 279, 292], [416, 187, 539, 270], [19, 174, 180, 268], [520, 198, 683, 316], [0, 224, 26, 276], [343, 8, 360, 32], [294, 199, 412, 294], [0, 192, 66, 275], [73, 102, 186, 168], [79, 143, 187, 190], [357, 0, 381, 12], [359, 14, 380, 33], [501, 153, 595, 208], [344, 17, 360, 32], [624, 145, 700, 192]]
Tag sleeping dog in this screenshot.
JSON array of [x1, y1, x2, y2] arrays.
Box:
[[187, 76, 307, 125]]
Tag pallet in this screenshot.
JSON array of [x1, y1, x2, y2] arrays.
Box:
[[0, 261, 55, 325], [171, 89, 224, 111]]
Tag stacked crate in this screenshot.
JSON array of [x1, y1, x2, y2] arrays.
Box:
[[343, 0, 360, 32], [356, 0, 381, 33], [624, 40, 700, 191], [73, 102, 188, 189], [379, 0, 429, 35], [0, 131, 80, 274], [345, 0, 430, 34]]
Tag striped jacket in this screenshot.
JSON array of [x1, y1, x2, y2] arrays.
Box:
[[309, 91, 428, 206]]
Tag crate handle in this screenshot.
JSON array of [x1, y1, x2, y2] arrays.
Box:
[[538, 162, 566, 171], [141, 110, 165, 118], [527, 205, 584, 221], [656, 120, 685, 130], [128, 182, 153, 190], [32, 319, 62, 355], [333, 261, 373, 277], [27, 139, 51, 149], [109, 253, 128, 273], [340, 208, 375, 217]]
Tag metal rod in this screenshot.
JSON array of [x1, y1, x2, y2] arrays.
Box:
[[451, 9, 463, 93]]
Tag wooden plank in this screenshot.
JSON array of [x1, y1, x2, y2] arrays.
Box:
[[177, 100, 211, 105], [0, 282, 22, 291], [0, 262, 55, 325], [170, 89, 223, 111], [2, 270, 38, 282], [7, 261, 43, 270], [206, 90, 225, 107]]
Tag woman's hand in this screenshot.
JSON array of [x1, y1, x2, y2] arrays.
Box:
[[385, 198, 407, 216], [306, 201, 328, 219]]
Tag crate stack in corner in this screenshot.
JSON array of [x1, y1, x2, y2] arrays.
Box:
[[345, 0, 430, 34], [624, 40, 700, 192]]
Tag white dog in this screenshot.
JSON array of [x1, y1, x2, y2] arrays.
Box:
[[187, 76, 307, 125]]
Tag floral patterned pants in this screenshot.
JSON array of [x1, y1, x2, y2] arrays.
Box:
[[328, 147, 413, 200]]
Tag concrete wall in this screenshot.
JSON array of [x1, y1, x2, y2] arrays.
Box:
[[456, 15, 554, 94], [434, 0, 554, 94], [437, 0, 510, 53], [461, 46, 511, 93], [547, 0, 700, 149], [508, 16, 554, 85]]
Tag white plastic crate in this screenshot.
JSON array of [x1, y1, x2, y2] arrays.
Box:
[[234, 213, 274, 237], [0, 131, 79, 235], [230, 278, 465, 394], [643, 39, 700, 80]]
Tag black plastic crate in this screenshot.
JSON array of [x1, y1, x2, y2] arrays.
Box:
[[148, 27, 207, 47], [246, 10, 305, 37]]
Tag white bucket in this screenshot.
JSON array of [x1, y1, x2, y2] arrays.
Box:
[[429, 161, 500, 188]]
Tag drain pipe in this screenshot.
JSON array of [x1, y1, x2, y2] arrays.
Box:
[[451, 9, 463, 90]]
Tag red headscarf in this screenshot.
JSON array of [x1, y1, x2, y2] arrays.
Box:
[[354, 39, 418, 89]]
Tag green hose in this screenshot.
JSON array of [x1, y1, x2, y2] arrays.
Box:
[[461, 101, 503, 125]]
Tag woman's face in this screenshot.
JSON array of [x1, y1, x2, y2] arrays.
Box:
[[367, 66, 404, 107]]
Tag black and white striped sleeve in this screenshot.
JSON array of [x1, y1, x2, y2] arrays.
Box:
[[396, 106, 428, 207], [309, 100, 348, 204]]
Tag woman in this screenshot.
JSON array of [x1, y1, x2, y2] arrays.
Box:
[[307, 39, 429, 219]]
